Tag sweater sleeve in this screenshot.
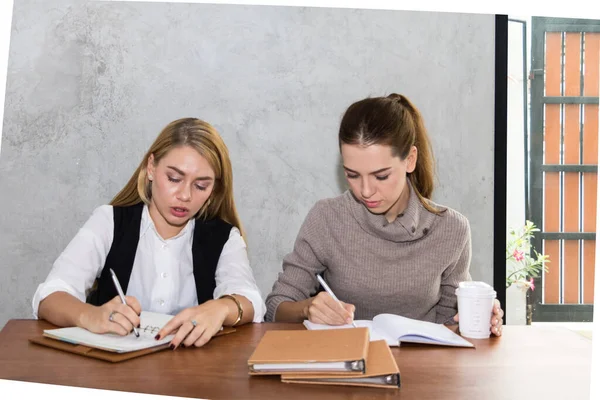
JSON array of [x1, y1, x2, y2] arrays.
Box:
[[435, 218, 472, 324], [265, 201, 329, 322]]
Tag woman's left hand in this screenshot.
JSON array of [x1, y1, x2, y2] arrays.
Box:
[[155, 299, 229, 348], [489, 299, 504, 336], [453, 299, 504, 337]]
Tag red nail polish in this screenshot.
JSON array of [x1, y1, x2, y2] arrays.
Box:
[[169, 344, 175, 350], [155, 334, 160, 340]]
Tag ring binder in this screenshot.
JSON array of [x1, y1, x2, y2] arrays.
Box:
[[248, 328, 370, 375], [348, 360, 365, 372], [281, 340, 401, 389]]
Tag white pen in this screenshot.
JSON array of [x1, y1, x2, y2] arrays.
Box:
[[316, 274, 358, 328], [109, 268, 140, 337]]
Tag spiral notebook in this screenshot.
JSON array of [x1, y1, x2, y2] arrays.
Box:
[[40, 311, 176, 353], [30, 311, 235, 362]]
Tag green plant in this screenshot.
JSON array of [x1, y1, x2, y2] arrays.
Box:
[[506, 220, 550, 290]]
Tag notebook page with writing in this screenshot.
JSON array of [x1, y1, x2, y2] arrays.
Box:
[[372, 314, 474, 347], [302, 320, 390, 343], [43, 311, 176, 353]]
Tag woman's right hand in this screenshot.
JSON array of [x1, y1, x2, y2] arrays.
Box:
[[305, 292, 356, 325], [80, 295, 141, 335]]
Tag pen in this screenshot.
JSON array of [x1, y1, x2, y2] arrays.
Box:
[[109, 268, 140, 337], [316, 274, 357, 328]]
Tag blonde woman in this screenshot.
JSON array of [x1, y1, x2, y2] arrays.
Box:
[[33, 118, 265, 348]]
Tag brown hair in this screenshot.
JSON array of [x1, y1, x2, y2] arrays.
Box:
[[110, 117, 245, 236], [338, 93, 440, 214]]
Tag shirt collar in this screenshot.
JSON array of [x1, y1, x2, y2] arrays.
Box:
[[345, 179, 445, 243], [140, 203, 195, 242]]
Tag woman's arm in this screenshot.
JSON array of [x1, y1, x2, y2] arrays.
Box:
[[265, 201, 354, 324], [212, 226, 265, 324], [436, 218, 472, 324], [38, 291, 97, 327], [38, 291, 141, 335], [33, 205, 140, 334]]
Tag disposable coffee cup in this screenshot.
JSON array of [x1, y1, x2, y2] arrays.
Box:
[[455, 281, 496, 339]]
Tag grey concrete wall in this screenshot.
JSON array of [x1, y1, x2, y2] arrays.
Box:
[[0, 0, 496, 328]]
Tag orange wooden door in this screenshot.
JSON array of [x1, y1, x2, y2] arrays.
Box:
[[530, 17, 599, 322]]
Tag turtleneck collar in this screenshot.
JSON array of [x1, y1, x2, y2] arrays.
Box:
[[344, 179, 443, 243]]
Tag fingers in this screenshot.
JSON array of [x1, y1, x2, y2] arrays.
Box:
[[308, 303, 343, 325], [114, 302, 141, 329], [323, 298, 354, 324], [107, 312, 133, 336], [318, 292, 352, 318], [453, 313, 459, 323], [309, 293, 354, 325], [193, 326, 217, 348], [496, 307, 505, 319], [184, 322, 207, 348], [490, 307, 504, 337], [107, 295, 141, 329], [167, 319, 219, 349], [491, 323, 503, 336], [314, 301, 346, 325], [342, 302, 356, 315], [170, 320, 195, 349], [156, 315, 185, 340], [125, 296, 142, 315]]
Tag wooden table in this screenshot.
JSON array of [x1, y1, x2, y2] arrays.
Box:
[[0, 320, 592, 399]]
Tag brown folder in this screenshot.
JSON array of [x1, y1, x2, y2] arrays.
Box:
[[29, 327, 236, 363], [281, 340, 400, 389], [248, 327, 369, 375]]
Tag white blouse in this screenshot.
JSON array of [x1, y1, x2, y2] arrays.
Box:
[[32, 204, 266, 322]]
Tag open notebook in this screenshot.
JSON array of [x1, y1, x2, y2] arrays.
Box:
[[31, 311, 236, 362], [304, 313, 474, 348], [41, 311, 177, 353]]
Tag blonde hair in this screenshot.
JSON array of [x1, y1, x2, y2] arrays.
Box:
[[110, 118, 245, 237]]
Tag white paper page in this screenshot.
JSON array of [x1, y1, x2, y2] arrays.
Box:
[[301, 320, 393, 344], [44, 311, 176, 353], [252, 361, 350, 372], [373, 314, 474, 348]]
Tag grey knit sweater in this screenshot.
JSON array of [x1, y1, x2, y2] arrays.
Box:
[[265, 182, 472, 324]]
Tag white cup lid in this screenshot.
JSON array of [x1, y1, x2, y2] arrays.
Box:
[[455, 281, 496, 297]]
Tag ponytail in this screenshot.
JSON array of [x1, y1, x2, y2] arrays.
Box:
[[340, 93, 442, 214]]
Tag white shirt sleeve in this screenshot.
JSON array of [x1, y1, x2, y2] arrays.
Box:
[[213, 227, 266, 323], [31, 205, 114, 319]]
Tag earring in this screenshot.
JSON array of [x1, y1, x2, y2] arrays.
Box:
[[148, 175, 153, 181]]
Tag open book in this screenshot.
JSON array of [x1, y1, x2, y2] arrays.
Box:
[[42, 311, 176, 353], [304, 313, 474, 348]]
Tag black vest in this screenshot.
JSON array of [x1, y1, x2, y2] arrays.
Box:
[[87, 203, 233, 307]]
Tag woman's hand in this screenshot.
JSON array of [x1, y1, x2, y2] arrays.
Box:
[[305, 291, 356, 326], [489, 299, 504, 336], [453, 298, 504, 337], [80, 295, 141, 336], [155, 299, 230, 349]]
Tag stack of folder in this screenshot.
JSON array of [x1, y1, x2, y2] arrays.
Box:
[[247, 327, 400, 389]]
